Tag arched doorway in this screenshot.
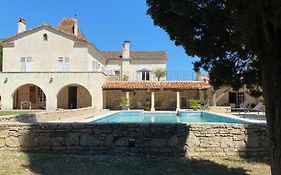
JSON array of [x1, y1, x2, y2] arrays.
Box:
[[57, 84, 92, 109], [12, 84, 46, 110]]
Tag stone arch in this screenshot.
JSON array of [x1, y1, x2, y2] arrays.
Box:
[[11, 83, 47, 110], [57, 83, 92, 109]]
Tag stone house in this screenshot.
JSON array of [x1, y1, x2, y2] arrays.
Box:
[[0, 17, 211, 111]]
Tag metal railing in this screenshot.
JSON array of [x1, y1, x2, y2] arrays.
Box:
[[106, 71, 197, 81]]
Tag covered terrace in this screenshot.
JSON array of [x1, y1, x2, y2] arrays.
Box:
[[102, 81, 211, 111]]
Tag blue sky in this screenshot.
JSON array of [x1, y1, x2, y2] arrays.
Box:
[[0, 0, 199, 79]]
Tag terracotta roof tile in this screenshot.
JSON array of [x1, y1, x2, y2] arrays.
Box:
[[103, 81, 210, 90], [101, 51, 166, 60]]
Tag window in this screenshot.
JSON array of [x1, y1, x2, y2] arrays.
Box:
[[92, 61, 101, 71], [141, 71, 150, 81], [21, 57, 32, 72], [229, 92, 245, 106], [107, 70, 114, 75], [37, 88, 46, 102], [43, 34, 48, 41], [114, 70, 121, 76], [58, 57, 70, 71]]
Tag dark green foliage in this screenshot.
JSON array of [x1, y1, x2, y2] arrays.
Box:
[[147, 1, 281, 173], [146, 0, 265, 96]]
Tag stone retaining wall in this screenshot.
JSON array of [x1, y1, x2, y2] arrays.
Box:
[[0, 107, 97, 123], [0, 123, 268, 157]]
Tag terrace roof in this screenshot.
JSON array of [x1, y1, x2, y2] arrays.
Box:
[[103, 81, 211, 91]]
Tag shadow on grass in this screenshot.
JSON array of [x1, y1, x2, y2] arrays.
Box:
[[22, 152, 247, 175]]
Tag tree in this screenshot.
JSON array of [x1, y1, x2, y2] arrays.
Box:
[[154, 68, 166, 81], [146, 0, 281, 174]]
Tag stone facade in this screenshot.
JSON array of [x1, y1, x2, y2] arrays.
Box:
[[0, 122, 268, 157]]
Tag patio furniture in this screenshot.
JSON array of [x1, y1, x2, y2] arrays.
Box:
[[21, 101, 31, 110], [242, 102, 264, 115], [229, 101, 249, 113]]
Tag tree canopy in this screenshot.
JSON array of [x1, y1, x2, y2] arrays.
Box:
[[147, 0, 281, 174], [146, 0, 266, 96], [154, 68, 166, 81]]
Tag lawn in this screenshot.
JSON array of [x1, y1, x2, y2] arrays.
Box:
[[0, 111, 32, 116], [0, 150, 270, 175]]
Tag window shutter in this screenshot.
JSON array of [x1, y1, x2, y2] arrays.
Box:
[[58, 57, 64, 71], [64, 57, 70, 71], [92, 61, 96, 71], [136, 71, 141, 81], [21, 57, 26, 72], [26, 57, 32, 71]]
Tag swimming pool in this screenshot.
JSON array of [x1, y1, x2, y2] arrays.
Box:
[[90, 111, 251, 124]]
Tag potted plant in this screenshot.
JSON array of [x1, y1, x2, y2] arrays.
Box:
[[189, 99, 201, 110], [120, 96, 129, 110], [122, 75, 129, 81]]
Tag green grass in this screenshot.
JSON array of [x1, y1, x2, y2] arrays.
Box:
[[0, 150, 271, 175], [0, 111, 31, 116]]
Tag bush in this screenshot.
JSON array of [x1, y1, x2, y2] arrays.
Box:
[[122, 75, 129, 81], [189, 99, 201, 109], [120, 96, 129, 109]]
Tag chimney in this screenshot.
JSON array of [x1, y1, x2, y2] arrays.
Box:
[[122, 41, 130, 59], [18, 18, 26, 33], [74, 16, 78, 36]]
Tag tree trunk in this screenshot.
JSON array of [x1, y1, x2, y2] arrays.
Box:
[[260, 55, 281, 175]]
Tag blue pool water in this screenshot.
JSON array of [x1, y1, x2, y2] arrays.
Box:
[[92, 112, 249, 124]]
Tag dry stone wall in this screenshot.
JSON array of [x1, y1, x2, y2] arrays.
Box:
[[0, 123, 268, 157]]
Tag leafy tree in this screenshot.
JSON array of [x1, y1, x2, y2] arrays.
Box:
[[154, 68, 166, 81], [147, 0, 281, 173]]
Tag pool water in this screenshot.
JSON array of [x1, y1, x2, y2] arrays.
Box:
[[92, 111, 249, 124]]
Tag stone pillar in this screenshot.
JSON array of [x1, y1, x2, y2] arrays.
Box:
[[0, 94, 13, 111], [46, 95, 57, 111], [151, 91, 155, 111], [103, 90, 107, 109], [126, 91, 130, 110], [176, 91, 180, 111]]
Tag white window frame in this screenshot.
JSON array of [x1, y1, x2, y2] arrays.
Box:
[[141, 71, 150, 81], [92, 61, 101, 71], [58, 57, 70, 71], [20, 57, 32, 72]]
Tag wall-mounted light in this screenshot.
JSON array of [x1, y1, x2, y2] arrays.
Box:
[[4, 78, 8, 83], [49, 77, 53, 83]]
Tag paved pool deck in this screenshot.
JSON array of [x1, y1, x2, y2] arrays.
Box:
[[232, 112, 266, 121]]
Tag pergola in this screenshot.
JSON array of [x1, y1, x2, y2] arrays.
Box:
[[103, 81, 211, 111]]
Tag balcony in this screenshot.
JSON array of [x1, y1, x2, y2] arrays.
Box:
[[106, 71, 200, 82]]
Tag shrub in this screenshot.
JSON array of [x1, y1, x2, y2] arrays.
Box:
[[189, 99, 201, 109], [120, 96, 129, 109]]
